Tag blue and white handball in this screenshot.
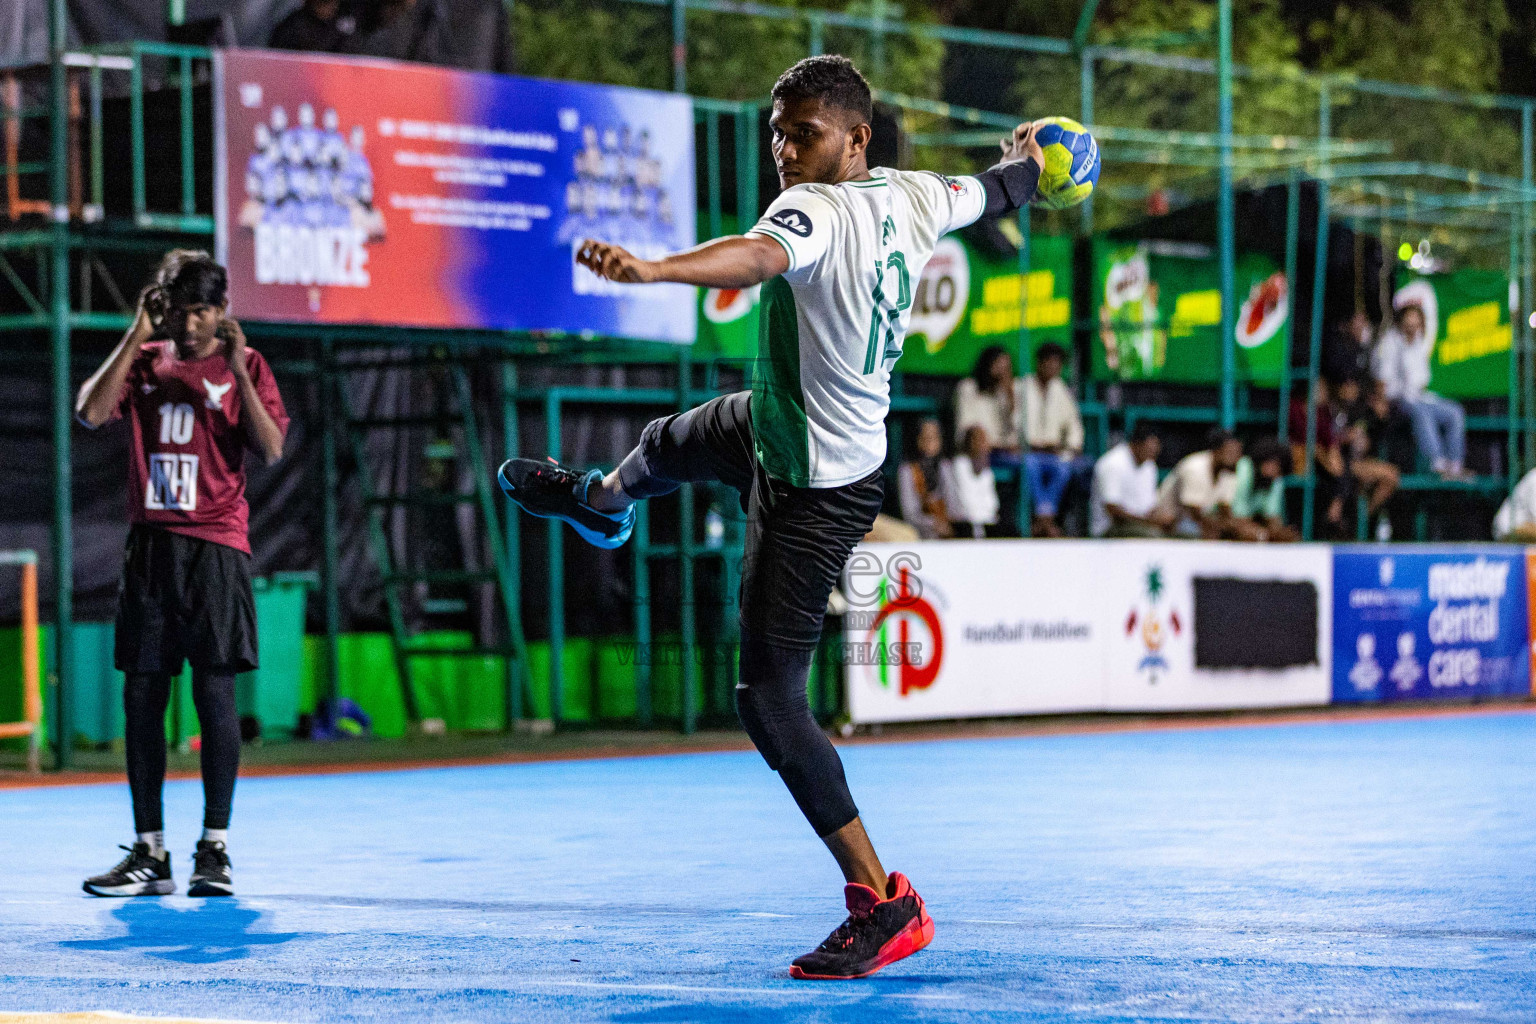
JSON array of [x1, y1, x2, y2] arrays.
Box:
[[1033, 116, 1099, 211]]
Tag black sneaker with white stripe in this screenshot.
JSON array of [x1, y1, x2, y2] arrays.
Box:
[[188, 840, 233, 897], [82, 842, 174, 897]]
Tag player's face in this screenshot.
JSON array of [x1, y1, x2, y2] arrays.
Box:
[[170, 303, 223, 350], [770, 97, 866, 188], [1217, 439, 1243, 471]]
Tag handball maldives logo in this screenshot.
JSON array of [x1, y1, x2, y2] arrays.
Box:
[[1125, 564, 1182, 685], [848, 555, 945, 697]]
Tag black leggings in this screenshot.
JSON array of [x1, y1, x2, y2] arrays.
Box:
[[621, 394, 877, 837], [125, 670, 241, 833]]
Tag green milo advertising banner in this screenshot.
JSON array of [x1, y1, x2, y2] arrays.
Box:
[[694, 233, 1074, 376], [1092, 239, 1290, 385], [1393, 270, 1513, 399]]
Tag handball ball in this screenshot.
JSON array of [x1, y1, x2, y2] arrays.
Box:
[[1033, 116, 1099, 211]]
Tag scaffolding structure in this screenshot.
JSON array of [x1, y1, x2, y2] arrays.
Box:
[[3, 0, 1534, 762]]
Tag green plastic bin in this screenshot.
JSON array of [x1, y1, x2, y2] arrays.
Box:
[[235, 572, 314, 740]]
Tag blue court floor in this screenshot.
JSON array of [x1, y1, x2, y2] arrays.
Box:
[[1, 710, 1533, 1023]]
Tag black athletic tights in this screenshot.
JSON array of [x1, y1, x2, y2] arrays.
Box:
[[125, 670, 240, 833]]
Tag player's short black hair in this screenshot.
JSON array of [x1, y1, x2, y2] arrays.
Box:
[[1035, 342, 1067, 365], [1206, 427, 1238, 451], [771, 55, 873, 127], [142, 249, 227, 326], [1129, 422, 1160, 444]]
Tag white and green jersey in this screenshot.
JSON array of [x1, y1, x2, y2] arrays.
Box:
[[744, 167, 986, 487]]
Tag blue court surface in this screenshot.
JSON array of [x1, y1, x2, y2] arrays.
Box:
[[2, 710, 1534, 1023]]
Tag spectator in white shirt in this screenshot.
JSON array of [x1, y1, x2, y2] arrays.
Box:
[[953, 345, 1023, 462], [1373, 303, 1469, 480], [1493, 466, 1536, 543], [942, 426, 1001, 539], [1091, 423, 1174, 537], [1021, 342, 1088, 538], [1154, 429, 1245, 539], [896, 417, 953, 539]]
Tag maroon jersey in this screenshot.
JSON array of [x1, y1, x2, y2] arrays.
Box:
[[107, 340, 289, 554]]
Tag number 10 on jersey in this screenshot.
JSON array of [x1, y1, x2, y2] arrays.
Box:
[[865, 251, 911, 375]]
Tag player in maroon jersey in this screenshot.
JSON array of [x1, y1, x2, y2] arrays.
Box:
[[74, 250, 288, 897]]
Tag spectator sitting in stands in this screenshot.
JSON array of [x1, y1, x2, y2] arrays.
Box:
[[1153, 428, 1245, 539], [1346, 375, 1416, 474], [1289, 378, 1353, 539], [941, 426, 1002, 539], [954, 345, 1023, 466], [896, 417, 953, 540], [1090, 422, 1175, 538], [1021, 342, 1088, 539], [1323, 310, 1377, 386], [1231, 438, 1298, 542], [1374, 303, 1471, 481], [1334, 375, 1402, 536], [1493, 466, 1536, 543]]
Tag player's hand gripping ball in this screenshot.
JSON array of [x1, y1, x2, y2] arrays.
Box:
[[1032, 116, 1099, 211]]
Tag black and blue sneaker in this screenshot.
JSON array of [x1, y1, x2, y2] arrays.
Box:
[[498, 458, 635, 550]]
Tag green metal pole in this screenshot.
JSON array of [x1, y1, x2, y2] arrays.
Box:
[[1216, 0, 1236, 431], [870, 0, 886, 86], [1016, 205, 1032, 538], [633, 503, 653, 726], [167, 0, 186, 26], [130, 53, 145, 227], [319, 337, 340, 708], [808, 14, 824, 56], [545, 392, 564, 725], [706, 113, 723, 239], [1508, 211, 1519, 489], [671, 0, 686, 93], [49, 0, 73, 770], [1073, 0, 1104, 51], [1278, 171, 1300, 440], [677, 350, 696, 735], [1079, 51, 1094, 237], [500, 360, 524, 726], [1303, 179, 1331, 542], [179, 58, 194, 215], [1522, 103, 1534, 474]]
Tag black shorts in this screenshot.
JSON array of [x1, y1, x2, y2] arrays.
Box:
[[618, 392, 884, 650], [114, 526, 258, 675]]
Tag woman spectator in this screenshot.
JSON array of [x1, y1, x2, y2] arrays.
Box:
[[896, 417, 953, 540], [942, 426, 1002, 539], [1231, 438, 1298, 542], [954, 345, 1023, 465]]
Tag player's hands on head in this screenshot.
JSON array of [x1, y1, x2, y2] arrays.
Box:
[[576, 239, 655, 284]]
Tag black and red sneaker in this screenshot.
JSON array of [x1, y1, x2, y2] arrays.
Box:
[[789, 872, 934, 980]]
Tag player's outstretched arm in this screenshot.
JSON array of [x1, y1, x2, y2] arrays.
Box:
[[971, 120, 1046, 216], [577, 235, 789, 290], [76, 304, 153, 428]]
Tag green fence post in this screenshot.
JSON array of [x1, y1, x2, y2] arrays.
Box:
[[808, 14, 824, 57], [1304, 180, 1331, 541], [1016, 204, 1032, 538], [1079, 50, 1094, 237], [1522, 103, 1534, 474], [1508, 211, 1520, 489], [500, 360, 524, 727], [319, 336, 340, 708], [677, 350, 696, 735], [1216, 0, 1236, 431], [130, 48, 145, 226], [1278, 171, 1300, 439], [671, 0, 686, 93], [179, 56, 194, 216], [633, 502, 652, 726], [49, 0, 73, 769], [545, 391, 564, 725]]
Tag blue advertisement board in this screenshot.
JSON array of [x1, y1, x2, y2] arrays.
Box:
[[218, 50, 697, 341], [1333, 547, 1531, 703]]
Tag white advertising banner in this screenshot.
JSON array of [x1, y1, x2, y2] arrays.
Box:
[[842, 540, 1333, 724]]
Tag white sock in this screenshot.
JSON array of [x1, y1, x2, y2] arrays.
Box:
[[201, 828, 229, 847], [137, 831, 165, 858]]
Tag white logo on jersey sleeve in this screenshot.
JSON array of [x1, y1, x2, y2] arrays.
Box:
[[146, 454, 199, 511], [769, 209, 813, 237]]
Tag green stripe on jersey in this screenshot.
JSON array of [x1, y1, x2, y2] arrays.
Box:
[[751, 276, 812, 486]]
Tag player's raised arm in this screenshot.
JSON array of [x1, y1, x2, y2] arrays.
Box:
[[76, 302, 154, 429], [971, 120, 1046, 217], [576, 234, 789, 290]]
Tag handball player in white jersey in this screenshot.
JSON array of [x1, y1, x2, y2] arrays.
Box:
[[500, 55, 1046, 979]]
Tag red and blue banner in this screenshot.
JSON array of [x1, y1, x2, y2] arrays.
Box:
[[1332, 547, 1532, 703], [214, 49, 697, 342]]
